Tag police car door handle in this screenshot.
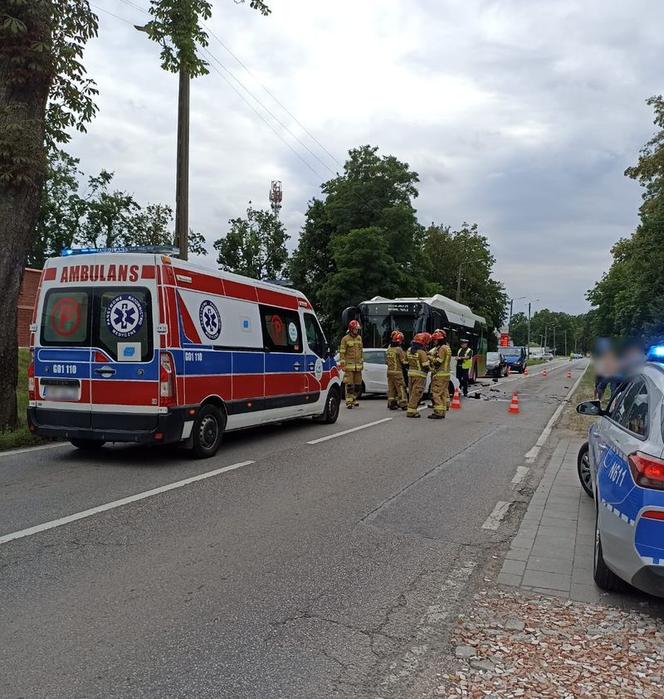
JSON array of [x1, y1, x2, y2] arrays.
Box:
[[293, 362, 302, 371], [94, 366, 116, 377], [308, 363, 315, 371]]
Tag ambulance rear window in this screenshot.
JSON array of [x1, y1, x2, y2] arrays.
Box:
[[97, 288, 153, 362], [41, 290, 91, 346]]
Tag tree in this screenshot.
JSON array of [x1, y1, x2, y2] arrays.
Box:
[[28, 149, 84, 268], [290, 145, 426, 336], [319, 227, 401, 331], [422, 222, 507, 334], [214, 205, 288, 280], [0, 0, 98, 429]]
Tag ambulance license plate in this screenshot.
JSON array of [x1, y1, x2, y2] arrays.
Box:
[[41, 381, 79, 401]]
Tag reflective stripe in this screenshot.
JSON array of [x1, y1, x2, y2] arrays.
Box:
[[408, 370, 427, 378]]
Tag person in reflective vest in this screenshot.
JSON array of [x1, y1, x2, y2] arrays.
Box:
[[406, 332, 431, 418], [339, 319, 363, 408], [456, 337, 473, 397], [428, 329, 451, 419], [386, 330, 408, 410]]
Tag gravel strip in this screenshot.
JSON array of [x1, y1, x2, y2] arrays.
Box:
[[437, 589, 663, 698]]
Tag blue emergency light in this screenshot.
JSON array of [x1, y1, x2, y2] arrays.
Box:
[[60, 245, 180, 257], [647, 345, 664, 361]]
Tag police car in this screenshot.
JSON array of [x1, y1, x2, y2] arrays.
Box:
[[576, 347, 664, 596], [27, 248, 342, 458]]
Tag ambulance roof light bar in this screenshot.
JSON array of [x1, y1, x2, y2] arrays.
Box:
[[60, 245, 180, 257]]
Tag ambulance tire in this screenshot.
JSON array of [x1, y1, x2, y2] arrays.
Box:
[[192, 404, 225, 459], [70, 438, 105, 451], [315, 385, 341, 424]]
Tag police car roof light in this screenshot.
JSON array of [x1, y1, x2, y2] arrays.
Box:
[[60, 245, 180, 257], [647, 345, 664, 361]]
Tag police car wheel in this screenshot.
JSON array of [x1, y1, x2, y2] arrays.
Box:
[[70, 438, 105, 451], [593, 501, 628, 592], [577, 442, 593, 498], [192, 404, 224, 458]]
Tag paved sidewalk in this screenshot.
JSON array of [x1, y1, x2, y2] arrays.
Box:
[[497, 435, 604, 602]]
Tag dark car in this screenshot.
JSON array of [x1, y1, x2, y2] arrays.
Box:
[[485, 351, 508, 378], [500, 346, 528, 373]]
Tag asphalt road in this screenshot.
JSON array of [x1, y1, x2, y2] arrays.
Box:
[[1, 358, 586, 698]]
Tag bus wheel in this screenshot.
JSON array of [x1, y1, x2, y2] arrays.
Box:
[[315, 385, 340, 424], [192, 404, 225, 458], [70, 438, 105, 451]]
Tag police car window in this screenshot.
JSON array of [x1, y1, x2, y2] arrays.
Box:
[[41, 289, 91, 346], [260, 306, 302, 353], [303, 313, 326, 358], [618, 379, 649, 437], [97, 288, 153, 362]]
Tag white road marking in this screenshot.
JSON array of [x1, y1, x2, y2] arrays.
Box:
[[0, 460, 255, 546], [482, 500, 511, 530], [0, 442, 69, 459], [306, 418, 392, 445], [511, 465, 530, 485], [524, 362, 588, 463]]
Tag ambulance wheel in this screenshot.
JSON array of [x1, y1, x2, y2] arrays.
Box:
[[192, 404, 225, 458], [70, 438, 105, 451], [315, 385, 340, 424]]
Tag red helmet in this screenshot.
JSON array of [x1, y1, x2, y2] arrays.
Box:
[[391, 330, 404, 343], [413, 332, 431, 346], [348, 320, 361, 332], [432, 329, 447, 341]]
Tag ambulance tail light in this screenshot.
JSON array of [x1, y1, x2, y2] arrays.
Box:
[[628, 451, 664, 491], [28, 352, 35, 400], [159, 351, 176, 407]]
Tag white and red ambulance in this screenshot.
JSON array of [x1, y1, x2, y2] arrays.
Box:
[[27, 249, 341, 457]]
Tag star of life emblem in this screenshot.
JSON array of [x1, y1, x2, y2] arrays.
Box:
[[199, 300, 222, 340]]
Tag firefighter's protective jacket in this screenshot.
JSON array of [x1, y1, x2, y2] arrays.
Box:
[[339, 334, 363, 370], [406, 346, 430, 378], [430, 344, 452, 376], [386, 345, 407, 375]]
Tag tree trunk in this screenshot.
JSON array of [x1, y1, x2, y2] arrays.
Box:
[[0, 2, 52, 430]]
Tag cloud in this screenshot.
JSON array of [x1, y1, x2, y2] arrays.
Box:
[[69, 0, 663, 313]]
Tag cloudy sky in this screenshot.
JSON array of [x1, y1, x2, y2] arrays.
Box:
[[72, 0, 664, 315]]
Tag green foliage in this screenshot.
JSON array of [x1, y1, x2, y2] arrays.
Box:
[[214, 205, 288, 280], [145, 0, 270, 78], [422, 222, 507, 333], [28, 150, 208, 264], [319, 227, 401, 323], [589, 96, 664, 340], [0, 0, 98, 188]]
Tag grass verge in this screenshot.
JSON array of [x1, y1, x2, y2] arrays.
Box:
[[561, 364, 596, 435], [0, 349, 46, 451]]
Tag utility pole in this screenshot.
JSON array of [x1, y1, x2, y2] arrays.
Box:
[[564, 329, 568, 357], [269, 181, 283, 218], [553, 326, 557, 357], [136, 22, 189, 260], [175, 66, 190, 260], [544, 325, 548, 351], [527, 301, 532, 354], [456, 263, 464, 302]]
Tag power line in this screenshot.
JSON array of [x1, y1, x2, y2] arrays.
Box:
[[203, 23, 341, 168], [116, 0, 339, 174], [200, 47, 326, 181], [90, 3, 135, 25]]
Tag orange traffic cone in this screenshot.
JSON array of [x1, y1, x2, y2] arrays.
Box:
[[523, 367, 529, 376], [566, 370, 572, 379], [508, 392, 520, 414], [541, 368, 548, 377], [450, 387, 462, 410]]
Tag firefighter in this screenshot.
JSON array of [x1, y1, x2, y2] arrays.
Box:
[[386, 330, 408, 410], [456, 337, 473, 397], [406, 332, 431, 418], [428, 329, 452, 419], [339, 320, 363, 408]]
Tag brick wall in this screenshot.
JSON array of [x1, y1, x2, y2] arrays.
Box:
[[18, 268, 41, 347]]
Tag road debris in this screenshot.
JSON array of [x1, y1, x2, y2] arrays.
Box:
[[437, 588, 663, 697]]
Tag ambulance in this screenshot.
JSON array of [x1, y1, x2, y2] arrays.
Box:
[[27, 248, 341, 457]]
